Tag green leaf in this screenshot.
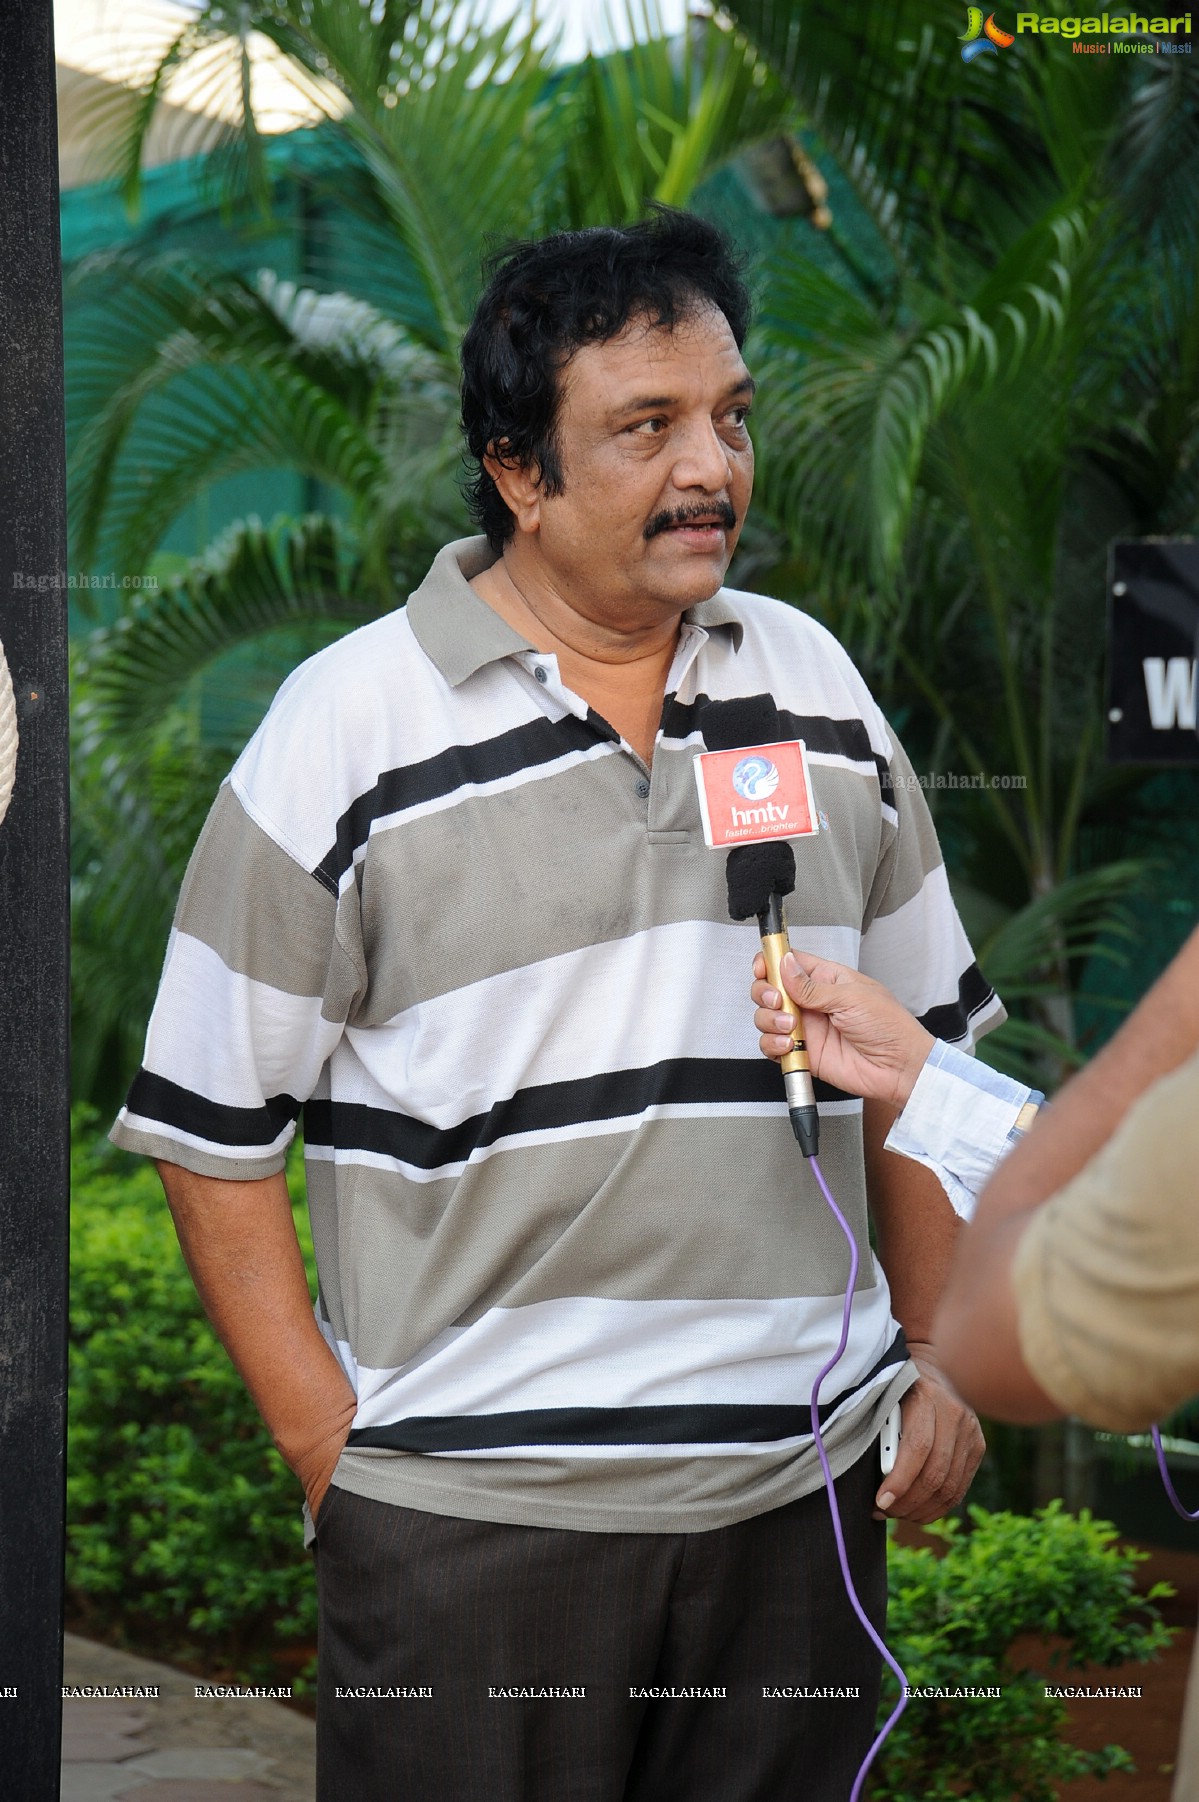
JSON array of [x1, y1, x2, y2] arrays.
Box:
[[78, 513, 377, 742]]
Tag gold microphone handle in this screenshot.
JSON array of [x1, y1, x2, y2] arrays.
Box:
[[760, 929, 810, 1077]]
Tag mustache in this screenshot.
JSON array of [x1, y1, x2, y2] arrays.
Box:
[[644, 499, 737, 541]]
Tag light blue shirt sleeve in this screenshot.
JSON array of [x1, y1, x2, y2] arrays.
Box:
[[883, 1041, 1044, 1220]]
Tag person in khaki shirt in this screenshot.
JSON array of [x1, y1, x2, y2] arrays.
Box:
[[752, 924, 1199, 1798]]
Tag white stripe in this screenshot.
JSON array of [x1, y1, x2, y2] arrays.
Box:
[[114, 1106, 293, 1163], [860, 865, 981, 1035], [658, 727, 707, 750], [316, 1314, 360, 1390], [347, 1288, 898, 1429], [714, 592, 893, 755], [340, 920, 863, 1129], [233, 611, 558, 870], [318, 1307, 900, 1459], [141, 930, 338, 1107]]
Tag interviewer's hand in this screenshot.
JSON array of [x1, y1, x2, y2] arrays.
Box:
[[751, 949, 935, 1108], [874, 1341, 985, 1524]]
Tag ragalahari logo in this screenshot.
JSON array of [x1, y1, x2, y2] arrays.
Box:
[[960, 7, 1017, 55]]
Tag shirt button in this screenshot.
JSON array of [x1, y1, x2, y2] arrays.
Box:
[[635, 777, 650, 799], [534, 665, 548, 684]]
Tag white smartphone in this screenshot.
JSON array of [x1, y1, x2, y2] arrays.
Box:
[[879, 1402, 901, 1475]]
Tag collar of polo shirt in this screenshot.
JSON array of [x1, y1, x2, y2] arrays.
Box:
[[408, 537, 745, 689]]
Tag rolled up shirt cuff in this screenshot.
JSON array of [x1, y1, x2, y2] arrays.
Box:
[[884, 1040, 1042, 1220]]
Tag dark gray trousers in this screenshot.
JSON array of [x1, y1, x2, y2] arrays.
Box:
[[314, 1449, 886, 1802]]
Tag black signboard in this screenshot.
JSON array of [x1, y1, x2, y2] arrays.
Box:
[[1106, 540, 1199, 765]]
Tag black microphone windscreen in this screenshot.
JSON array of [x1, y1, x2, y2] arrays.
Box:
[[726, 841, 796, 919], [702, 694, 780, 753]]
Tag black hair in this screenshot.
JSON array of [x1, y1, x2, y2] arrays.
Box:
[[459, 207, 753, 549]]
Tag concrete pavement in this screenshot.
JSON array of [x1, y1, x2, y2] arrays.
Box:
[[61, 1634, 315, 1802]]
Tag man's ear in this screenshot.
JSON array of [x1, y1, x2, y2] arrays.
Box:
[[484, 446, 542, 535]]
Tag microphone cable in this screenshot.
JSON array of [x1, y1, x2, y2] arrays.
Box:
[[806, 1151, 909, 1800], [1152, 1426, 1199, 1523], [700, 695, 910, 1797]]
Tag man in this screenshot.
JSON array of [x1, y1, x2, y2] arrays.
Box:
[[936, 927, 1199, 1800], [112, 210, 998, 1800], [754, 926, 1199, 1799]]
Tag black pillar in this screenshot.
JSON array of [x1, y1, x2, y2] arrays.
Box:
[[0, 0, 71, 1795]]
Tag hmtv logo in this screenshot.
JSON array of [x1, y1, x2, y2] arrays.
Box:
[[960, 7, 1016, 55]]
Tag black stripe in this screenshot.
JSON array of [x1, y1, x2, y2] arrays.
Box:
[[313, 710, 612, 889], [347, 1333, 909, 1452], [663, 693, 891, 791], [916, 963, 997, 1043], [125, 1069, 301, 1148], [303, 1057, 856, 1171], [876, 760, 903, 806]]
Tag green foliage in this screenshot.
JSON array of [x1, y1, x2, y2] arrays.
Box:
[[67, 1113, 317, 1675], [727, 3, 1199, 1085], [875, 1504, 1174, 1801], [65, 1, 1199, 1116]]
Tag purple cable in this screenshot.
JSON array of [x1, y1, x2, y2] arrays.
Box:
[[807, 1154, 909, 1801], [1152, 1425, 1199, 1522]]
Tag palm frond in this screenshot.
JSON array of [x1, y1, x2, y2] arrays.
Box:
[[724, 0, 1045, 264], [66, 256, 447, 575], [976, 862, 1145, 997], [70, 703, 223, 1100], [553, 3, 791, 227], [77, 513, 378, 742], [336, 3, 554, 348], [751, 208, 1084, 589]]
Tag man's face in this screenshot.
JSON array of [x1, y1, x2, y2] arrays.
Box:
[[516, 304, 755, 632]]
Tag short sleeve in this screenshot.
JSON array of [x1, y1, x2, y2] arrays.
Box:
[[110, 781, 365, 1180], [859, 732, 1005, 1049], [1012, 1051, 1199, 1434]]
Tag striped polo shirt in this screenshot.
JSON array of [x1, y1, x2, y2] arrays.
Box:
[[111, 535, 1004, 1534]]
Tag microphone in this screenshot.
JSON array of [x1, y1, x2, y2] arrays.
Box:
[[703, 698, 820, 1159]]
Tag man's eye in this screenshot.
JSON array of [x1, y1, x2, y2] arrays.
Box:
[[726, 406, 752, 429], [629, 417, 667, 435]]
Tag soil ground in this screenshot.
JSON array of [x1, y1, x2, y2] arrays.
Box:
[[1053, 1544, 1196, 1801], [892, 1524, 1198, 1799]]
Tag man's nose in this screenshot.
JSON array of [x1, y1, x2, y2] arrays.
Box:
[[671, 417, 734, 491]]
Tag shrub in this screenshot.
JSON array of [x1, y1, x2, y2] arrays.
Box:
[[67, 1112, 317, 1676], [874, 1504, 1175, 1800]]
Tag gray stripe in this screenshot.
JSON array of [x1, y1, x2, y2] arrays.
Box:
[[319, 1113, 872, 1372], [354, 752, 884, 1022], [306, 1152, 349, 1346], [174, 784, 364, 1018], [864, 736, 944, 926], [107, 1117, 289, 1181], [329, 1362, 916, 1534]]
